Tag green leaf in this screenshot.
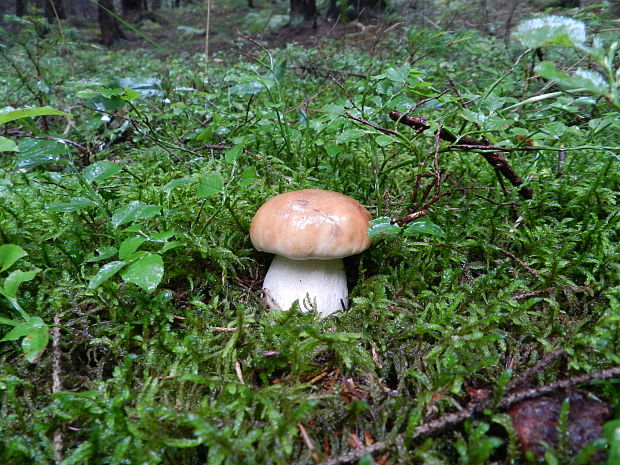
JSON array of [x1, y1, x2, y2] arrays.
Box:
[[513, 16, 586, 48], [82, 161, 122, 184], [160, 241, 182, 254], [111, 201, 161, 228], [0, 106, 70, 125], [368, 217, 401, 238], [88, 261, 126, 289], [239, 166, 258, 187], [120, 253, 164, 292], [162, 177, 195, 194], [16, 138, 69, 170], [197, 172, 224, 198], [21, 317, 49, 363], [2, 322, 33, 341], [403, 220, 445, 237], [118, 236, 148, 260], [85, 246, 118, 263], [386, 63, 411, 84], [0, 244, 28, 273], [535, 62, 608, 95], [0, 136, 18, 152], [3, 270, 39, 298], [375, 135, 396, 147], [224, 144, 244, 164], [48, 197, 98, 212]]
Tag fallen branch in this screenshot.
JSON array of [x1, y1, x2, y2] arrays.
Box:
[[318, 365, 620, 465], [389, 111, 533, 199]]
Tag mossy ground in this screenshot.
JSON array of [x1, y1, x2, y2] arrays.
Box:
[[0, 2, 619, 464]]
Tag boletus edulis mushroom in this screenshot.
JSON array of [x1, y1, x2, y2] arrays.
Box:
[[250, 189, 372, 317]]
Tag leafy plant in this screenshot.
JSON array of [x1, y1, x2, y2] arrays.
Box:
[[0, 244, 48, 362], [513, 15, 620, 109]]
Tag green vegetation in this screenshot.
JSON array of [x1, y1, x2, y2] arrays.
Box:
[[0, 4, 619, 464]]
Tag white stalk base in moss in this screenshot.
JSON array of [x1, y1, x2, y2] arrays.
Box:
[[262, 255, 348, 317]]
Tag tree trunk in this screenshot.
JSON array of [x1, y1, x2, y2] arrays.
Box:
[[348, 0, 384, 19], [289, 0, 316, 26], [99, 0, 124, 47], [44, 0, 65, 21], [122, 0, 143, 13], [16, 0, 27, 16]]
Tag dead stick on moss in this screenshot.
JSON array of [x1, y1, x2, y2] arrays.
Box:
[[388, 111, 533, 199], [52, 314, 63, 464], [507, 349, 566, 390], [318, 365, 620, 465], [498, 248, 542, 278], [345, 113, 399, 136]]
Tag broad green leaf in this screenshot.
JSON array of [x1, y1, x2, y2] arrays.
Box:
[[375, 135, 396, 147], [368, 217, 400, 238], [162, 177, 195, 194], [82, 161, 122, 184], [16, 138, 69, 170], [403, 220, 445, 237], [535, 61, 608, 95], [0, 136, 18, 152], [88, 261, 126, 289], [224, 144, 244, 164], [0, 244, 27, 272], [3, 269, 39, 298], [2, 322, 33, 341], [85, 246, 118, 263], [120, 253, 164, 292], [111, 201, 161, 228], [239, 166, 258, 187], [325, 144, 342, 157], [0, 106, 70, 125], [513, 16, 586, 48], [48, 197, 98, 212], [160, 241, 182, 254], [197, 172, 224, 198], [336, 128, 366, 144], [150, 230, 176, 241], [21, 317, 49, 362], [0, 316, 19, 326], [118, 236, 148, 260], [386, 63, 410, 84]]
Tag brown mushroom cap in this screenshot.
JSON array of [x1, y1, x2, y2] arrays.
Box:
[[250, 189, 372, 260]]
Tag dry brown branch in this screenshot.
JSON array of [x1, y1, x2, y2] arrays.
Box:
[[389, 110, 533, 199], [498, 248, 542, 278], [512, 285, 590, 301], [52, 314, 63, 464], [345, 112, 399, 136]]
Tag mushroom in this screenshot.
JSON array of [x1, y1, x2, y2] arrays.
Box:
[[250, 189, 372, 317]]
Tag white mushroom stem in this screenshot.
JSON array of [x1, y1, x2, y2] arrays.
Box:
[[262, 255, 348, 317]]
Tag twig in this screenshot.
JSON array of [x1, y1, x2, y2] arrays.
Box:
[[235, 359, 245, 384], [512, 285, 590, 301], [299, 423, 321, 463], [52, 313, 63, 464], [289, 65, 367, 79], [498, 248, 541, 278], [389, 111, 533, 199], [345, 112, 398, 136], [507, 349, 566, 391], [319, 365, 620, 465]]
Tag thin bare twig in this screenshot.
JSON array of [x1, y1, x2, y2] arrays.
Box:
[[498, 247, 542, 278], [52, 314, 63, 464], [389, 110, 533, 199], [345, 112, 398, 136]]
